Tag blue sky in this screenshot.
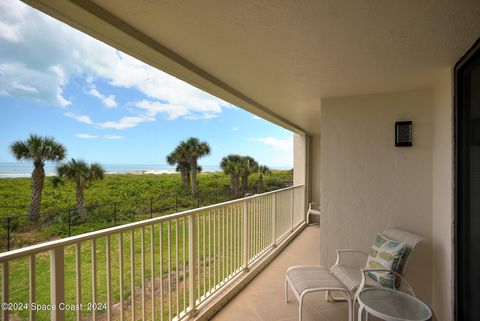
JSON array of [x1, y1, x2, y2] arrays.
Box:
[[0, 0, 293, 168]]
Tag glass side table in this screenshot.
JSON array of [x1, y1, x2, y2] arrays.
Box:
[[357, 288, 432, 321]]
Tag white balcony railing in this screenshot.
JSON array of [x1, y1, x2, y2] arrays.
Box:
[[0, 185, 305, 321]]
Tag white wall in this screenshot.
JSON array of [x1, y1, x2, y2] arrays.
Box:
[[431, 69, 453, 321], [318, 90, 435, 304]]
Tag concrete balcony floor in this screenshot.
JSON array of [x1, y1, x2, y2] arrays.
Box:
[[211, 226, 350, 321]]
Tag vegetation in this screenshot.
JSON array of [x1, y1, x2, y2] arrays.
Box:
[[257, 165, 272, 193], [166, 137, 210, 196], [166, 148, 192, 193], [53, 159, 105, 221], [1, 133, 292, 321], [240, 156, 259, 193], [220, 155, 271, 196], [220, 154, 243, 195], [9, 134, 66, 221], [0, 170, 292, 249]]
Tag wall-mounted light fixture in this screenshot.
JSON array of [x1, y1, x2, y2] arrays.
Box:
[[395, 121, 412, 147]]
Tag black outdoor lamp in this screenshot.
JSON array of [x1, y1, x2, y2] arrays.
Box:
[[395, 121, 413, 147]]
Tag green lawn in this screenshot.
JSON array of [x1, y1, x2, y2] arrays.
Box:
[[2, 206, 274, 321], [0, 170, 292, 250], [0, 171, 291, 320]]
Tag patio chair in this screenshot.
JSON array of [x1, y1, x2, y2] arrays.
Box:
[[328, 227, 423, 318], [285, 227, 423, 321], [306, 202, 320, 225]]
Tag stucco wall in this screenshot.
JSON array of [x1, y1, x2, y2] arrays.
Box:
[[311, 134, 321, 204], [293, 134, 306, 186], [293, 133, 307, 221], [318, 90, 434, 304], [431, 69, 453, 321]]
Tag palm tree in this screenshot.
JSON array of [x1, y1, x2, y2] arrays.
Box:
[[176, 137, 210, 195], [167, 148, 190, 193], [220, 154, 242, 196], [167, 139, 209, 195], [257, 165, 272, 193], [240, 156, 259, 194], [10, 134, 66, 221], [53, 159, 105, 221]]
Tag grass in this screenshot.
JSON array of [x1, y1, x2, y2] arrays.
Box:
[[0, 170, 292, 250], [2, 204, 283, 321], [0, 171, 292, 217], [0, 171, 292, 320]]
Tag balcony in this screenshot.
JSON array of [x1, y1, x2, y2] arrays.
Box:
[[0, 185, 305, 321], [211, 225, 348, 321]]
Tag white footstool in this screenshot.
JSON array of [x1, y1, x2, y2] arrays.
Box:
[[285, 266, 351, 321]]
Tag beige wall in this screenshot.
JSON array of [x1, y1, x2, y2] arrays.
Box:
[[293, 133, 308, 222], [311, 134, 321, 204], [313, 84, 456, 320], [318, 90, 435, 304], [431, 69, 453, 321], [293, 134, 306, 186]]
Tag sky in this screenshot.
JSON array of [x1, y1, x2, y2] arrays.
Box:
[[0, 0, 293, 168]]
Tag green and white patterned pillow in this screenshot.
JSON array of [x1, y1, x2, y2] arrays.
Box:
[[365, 233, 406, 289]]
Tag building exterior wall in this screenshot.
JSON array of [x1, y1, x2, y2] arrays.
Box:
[[318, 90, 435, 305], [431, 69, 454, 321], [293, 133, 307, 221], [310, 134, 321, 203], [293, 134, 306, 186]]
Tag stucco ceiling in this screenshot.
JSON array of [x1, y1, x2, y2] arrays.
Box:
[[25, 0, 480, 133]]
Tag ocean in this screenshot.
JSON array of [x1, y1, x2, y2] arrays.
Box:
[[0, 162, 222, 178]]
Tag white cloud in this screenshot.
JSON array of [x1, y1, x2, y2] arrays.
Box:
[[88, 88, 117, 108], [232, 126, 241, 131], [11, 81, 37, 93], [56, 87, 71, 107], [0, 20, 20, 42], [103, 135, 123, 140], [252, 115, 262, 120], [0, 0, 230, 122], [76, 133, 98, 139], [249, 136, 293, 152], [64, 112, 94, 125], [64, 111, 153, 130], [98, 116, 154, 129], [135, 99, 189, 120], [75, 133, 123, 139]]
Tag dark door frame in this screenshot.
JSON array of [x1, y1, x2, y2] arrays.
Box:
[[454, 37, 480, 321]]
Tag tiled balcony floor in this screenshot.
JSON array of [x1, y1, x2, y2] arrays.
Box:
[[211, 226, 350, 321]]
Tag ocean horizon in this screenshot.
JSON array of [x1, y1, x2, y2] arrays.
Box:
[[0, 162, 218, 178], [0, 162, 290, 178]]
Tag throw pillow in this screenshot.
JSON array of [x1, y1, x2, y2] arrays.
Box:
[[364, 233, 406, 289]]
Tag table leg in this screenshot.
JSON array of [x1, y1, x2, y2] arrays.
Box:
[[358, 304, 364, 321], [346, 294, 352, 321]]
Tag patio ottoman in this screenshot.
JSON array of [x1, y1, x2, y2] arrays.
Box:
[[285, 266, 352, 321]]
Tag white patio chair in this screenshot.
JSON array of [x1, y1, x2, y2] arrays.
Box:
[[285, 227, 423, 321], [328, 227, 423, 319], [306, 202, 320, 225]]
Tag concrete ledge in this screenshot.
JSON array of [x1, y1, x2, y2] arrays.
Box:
[[193, 222, 307, 321]]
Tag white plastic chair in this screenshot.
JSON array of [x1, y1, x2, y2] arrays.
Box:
[[327, 228, 423, 320], [306, 202, 320, 225]]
